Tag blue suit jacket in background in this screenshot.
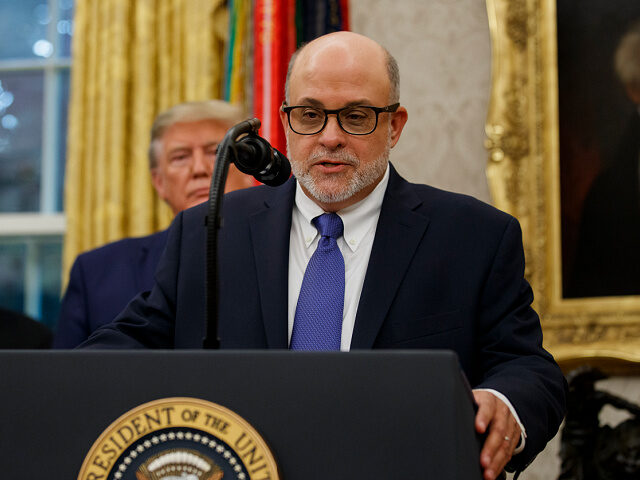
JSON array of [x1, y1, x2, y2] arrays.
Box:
[[53, 230, 169, 348], [81, 165, 566, 470]]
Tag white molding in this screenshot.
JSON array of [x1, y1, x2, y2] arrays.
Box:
[[0, 213, 66, 236], [0, 58, 71, 71]]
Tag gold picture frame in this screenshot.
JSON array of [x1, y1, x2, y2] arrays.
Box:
[[485, 0, 640, 374]]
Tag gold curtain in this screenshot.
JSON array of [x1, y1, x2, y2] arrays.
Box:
[[63, 0, 228, 282]]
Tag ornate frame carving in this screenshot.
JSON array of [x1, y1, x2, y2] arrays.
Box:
[[485, 0, 640, 374]]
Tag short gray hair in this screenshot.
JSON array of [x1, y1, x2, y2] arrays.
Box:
[[384, 47, 400, 104], [284, 43, 400, 104], [615, 21, 640, 90], [148, 100, 246, 169]]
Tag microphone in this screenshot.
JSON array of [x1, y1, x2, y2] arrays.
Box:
[[231, 134, 291, 186], [202, 118, 291, 349], [203, 118, 290, 349]]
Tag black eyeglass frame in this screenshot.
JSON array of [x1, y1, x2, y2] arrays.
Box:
[[281, 102, 400, 135]]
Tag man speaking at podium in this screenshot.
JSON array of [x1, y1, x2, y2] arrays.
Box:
[[82, 32, 566, 479]]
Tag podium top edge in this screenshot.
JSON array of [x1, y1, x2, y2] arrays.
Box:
[[0, 349, 459, 359]]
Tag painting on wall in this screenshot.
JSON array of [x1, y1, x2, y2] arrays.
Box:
[[485, 0, 640, 373], [557, 2, 640, 299]]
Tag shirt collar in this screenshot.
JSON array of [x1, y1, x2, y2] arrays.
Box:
[[294, 163, 390, 252]]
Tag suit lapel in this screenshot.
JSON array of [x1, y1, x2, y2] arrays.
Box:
[[249, 179, 296, 348], [350, 167, 430, 349]]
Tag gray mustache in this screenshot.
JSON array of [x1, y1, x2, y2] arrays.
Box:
[[308, 149, 359, 165]]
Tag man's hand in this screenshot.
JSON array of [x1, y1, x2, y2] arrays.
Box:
[[473, 390, 521, 480]]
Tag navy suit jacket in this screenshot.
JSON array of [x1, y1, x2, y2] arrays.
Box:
[[53, 230, 169, 348], [83, 165, 566, 469]]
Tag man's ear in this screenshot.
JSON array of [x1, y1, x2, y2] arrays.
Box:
[[279, 106, 289, 132], [389, 106, 408, 148], [150, 168, 167, 201]]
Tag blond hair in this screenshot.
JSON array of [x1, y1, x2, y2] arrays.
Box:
[[148, 100, 246, 169]]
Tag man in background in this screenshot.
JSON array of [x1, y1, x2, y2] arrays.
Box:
[[53, 100, 253, 348]]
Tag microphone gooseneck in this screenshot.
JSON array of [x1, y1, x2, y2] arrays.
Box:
[[203, 119, 291, 349]]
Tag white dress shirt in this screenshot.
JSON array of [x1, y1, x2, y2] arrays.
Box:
[[288, 165, 390, 351]]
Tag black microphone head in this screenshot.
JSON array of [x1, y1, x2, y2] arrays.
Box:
[[233, 134, 291, 186], [260, 148, 291, 186]]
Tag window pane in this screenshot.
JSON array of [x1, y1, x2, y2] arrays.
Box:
[[57, 0, 74, 58], [39, 238, 63, 328], [0, 236, 62, 329], [0, 242, 26, 313], [0, 71, 44, 212], [56, 68, 70, 211], [0, 0, 52, 60]]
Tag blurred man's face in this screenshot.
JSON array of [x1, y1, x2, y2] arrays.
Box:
[[626, 85, 640, 105], [151, 119, 252, 215]]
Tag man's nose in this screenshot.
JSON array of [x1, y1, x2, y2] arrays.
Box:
[[318, 114, 346, 149], [192, 149, 213, 176]]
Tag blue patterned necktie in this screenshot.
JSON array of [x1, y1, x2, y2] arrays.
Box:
[[290, 213, 345, 350]]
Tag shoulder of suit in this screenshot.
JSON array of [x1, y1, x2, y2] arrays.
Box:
[[227, 182, 287, 208], [74, 231, 167, 265], [177, 185, 284, 232], [401, 180, 514, 225], [180, 177, 515, 229]]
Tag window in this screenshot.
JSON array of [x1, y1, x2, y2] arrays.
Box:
[[0, 0, 73, 329]]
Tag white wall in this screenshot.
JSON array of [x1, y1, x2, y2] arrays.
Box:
[[350, 0, 491, 203]]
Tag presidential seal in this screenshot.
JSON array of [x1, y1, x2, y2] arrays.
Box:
[[78, 397, 280, 480]]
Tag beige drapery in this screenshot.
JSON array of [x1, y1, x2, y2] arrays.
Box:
[[63, 0, 227, 282]]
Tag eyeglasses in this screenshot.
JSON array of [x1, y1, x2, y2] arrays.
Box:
[[282, 103, 400, 135]]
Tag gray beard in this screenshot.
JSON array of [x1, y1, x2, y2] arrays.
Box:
[[287, 136, 391, 206]]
